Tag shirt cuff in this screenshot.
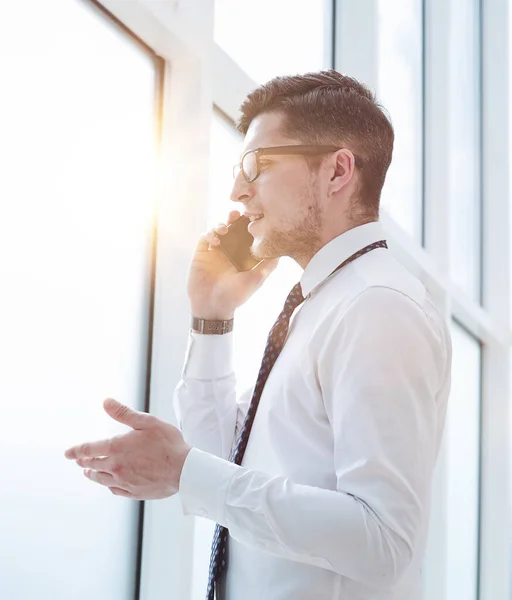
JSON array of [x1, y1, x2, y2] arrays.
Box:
[[182, 331, 234, 380], [179, 447, 239, 525]]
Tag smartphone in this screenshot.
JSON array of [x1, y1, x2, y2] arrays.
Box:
[[218, 215, 262, 271]]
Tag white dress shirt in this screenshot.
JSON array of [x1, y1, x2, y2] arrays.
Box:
[[174, 221, 452, 600]]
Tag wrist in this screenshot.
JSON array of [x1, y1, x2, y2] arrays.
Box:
[[190, 309, 235, 321]]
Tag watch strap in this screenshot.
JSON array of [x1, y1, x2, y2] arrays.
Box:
[[191, 316, 234, 335]]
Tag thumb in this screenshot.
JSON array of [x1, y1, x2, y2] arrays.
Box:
[[103, 398, 151, 430], [251, 257, 280, 282]]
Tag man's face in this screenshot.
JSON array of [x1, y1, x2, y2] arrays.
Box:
[[230, 112, 324, 264]]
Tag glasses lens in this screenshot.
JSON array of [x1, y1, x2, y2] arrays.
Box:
[[242, 151, 258, 182]]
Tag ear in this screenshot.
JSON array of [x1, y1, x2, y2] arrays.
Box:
[[326, 149, 357, 197]]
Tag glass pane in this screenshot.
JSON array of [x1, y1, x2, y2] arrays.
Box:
[[445, 322, 481, 600], [448, 0, 481, 301], [207, 111, 244, 230], [377, 0, 424, 240], [0, 1, 158, 598], [191, 110, 302, 600], [214, 0, 329, 83]]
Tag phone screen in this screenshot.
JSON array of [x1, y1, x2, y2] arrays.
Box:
[[218, 216, 261, 271]]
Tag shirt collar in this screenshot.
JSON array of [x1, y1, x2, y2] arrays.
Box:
[[300, 221, 386, 298]]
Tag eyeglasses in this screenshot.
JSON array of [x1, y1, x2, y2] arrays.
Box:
[[232, 145, 343, 183]]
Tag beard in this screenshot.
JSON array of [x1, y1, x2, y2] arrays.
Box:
[[250, 188, 323, 263]]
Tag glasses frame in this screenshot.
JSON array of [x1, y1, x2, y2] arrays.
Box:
[[232, 144, 345, 183]]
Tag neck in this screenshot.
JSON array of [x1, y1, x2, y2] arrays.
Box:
[[294, 217, 379, 269]]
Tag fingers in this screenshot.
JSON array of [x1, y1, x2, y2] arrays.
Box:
[[195, 226, 222, 252], [196, 230, 221, 252], [64, 437, 113, 460], [226, 209, 241, 224], [206, 229, 221, 248], [199, 211, 241, 251], [76, 456, 115, 472], [109, 487, 135, 498], [195, 234, 210, 253], [83, 467, 134, 497], [83, 468, 117, 486], [214, 223, 228, 235]]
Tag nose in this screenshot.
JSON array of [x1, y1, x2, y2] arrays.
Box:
[[230, 170, 253, 205]]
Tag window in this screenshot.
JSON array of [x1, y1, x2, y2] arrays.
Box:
[[0, 1, 160, 597], [448, 0, 482, 301], [445, 322, 481, 600], [214, 0, 330, 83], [377, 0, 424, 241], [207, 110, 244, 229]]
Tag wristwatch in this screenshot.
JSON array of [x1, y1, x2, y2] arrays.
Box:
[[191, 316, 234, 335]]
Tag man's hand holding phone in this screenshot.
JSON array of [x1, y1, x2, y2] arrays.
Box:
[[187, 210, 279, 320]]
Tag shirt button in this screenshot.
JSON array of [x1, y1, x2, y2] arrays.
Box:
[[199, 508, 208, 517]]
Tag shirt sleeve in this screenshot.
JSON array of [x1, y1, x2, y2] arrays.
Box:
[[173, 331, 251, 460], [178, 287, 450, 587]]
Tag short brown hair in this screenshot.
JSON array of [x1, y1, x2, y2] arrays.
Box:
[[237, 70, 394, 220]]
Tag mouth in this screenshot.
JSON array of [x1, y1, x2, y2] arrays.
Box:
[[244, 212, 264, 221], [245, 213, 264, 233]]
